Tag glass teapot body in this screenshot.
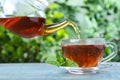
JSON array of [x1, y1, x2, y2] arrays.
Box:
[[0, 0, 47, 18], [0, 0, 72, 38]]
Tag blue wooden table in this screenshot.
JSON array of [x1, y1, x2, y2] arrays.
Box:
[[0, 62, 119, 80]]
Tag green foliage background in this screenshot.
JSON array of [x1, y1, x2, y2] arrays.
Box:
[[0, 0, 120, 66]]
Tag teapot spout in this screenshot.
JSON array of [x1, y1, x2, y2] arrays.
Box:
[[44, 20, 71, 35]]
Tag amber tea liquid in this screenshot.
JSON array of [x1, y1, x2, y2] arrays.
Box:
[[0, 16, 45, 38], [62, 44, 105, 67]]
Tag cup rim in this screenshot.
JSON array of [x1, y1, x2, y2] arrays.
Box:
[[62, 38, 105, 41], [61, 38, 105, 43], [61, 38, 106, 45]]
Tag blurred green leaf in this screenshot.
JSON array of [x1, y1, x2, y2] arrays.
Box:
[[48, 3, 60, 9], [53, 11, 64, 18]]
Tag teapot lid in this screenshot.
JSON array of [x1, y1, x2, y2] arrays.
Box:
[[0, 0, 48, 17]]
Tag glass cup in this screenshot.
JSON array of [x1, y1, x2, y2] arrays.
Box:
[[61, 38, 117, 74]]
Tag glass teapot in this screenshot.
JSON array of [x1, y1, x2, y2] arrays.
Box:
[[0, 0, 75, 38]]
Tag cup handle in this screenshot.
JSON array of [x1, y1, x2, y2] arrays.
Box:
[[101, 42, 118, 63]]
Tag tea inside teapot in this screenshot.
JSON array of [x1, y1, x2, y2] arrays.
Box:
[[0, 16, 46, 38]]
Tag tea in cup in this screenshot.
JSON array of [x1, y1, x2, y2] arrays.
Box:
[[61, 38, 117, 74]]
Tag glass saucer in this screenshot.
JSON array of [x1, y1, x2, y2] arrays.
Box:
[[60, 63, 112, 74]]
